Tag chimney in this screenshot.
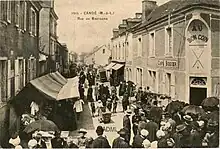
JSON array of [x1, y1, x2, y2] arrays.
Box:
[[113, 28, 119, 38], [118, 23, 127, 34], [142, 0, 157, 22], [122, 19, 127, 25], [135, 13, 142, 19]]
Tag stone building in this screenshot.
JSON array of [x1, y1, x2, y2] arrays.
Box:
[[56, 42, 68, 74], [85, 45, 111, 67], [39, 0, 58, 75], [110, 14, 141, 84], [0, 0, 42, 145], [132, 0, 220, 104]]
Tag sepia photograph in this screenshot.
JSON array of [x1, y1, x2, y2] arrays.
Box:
[[0, 0, 219, 148]]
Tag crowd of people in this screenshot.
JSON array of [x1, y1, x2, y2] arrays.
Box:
[[6, 64, 219, 149]]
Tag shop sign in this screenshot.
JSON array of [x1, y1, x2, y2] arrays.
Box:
[[187, 20, 209, 44], [157, 60, 177, 68]]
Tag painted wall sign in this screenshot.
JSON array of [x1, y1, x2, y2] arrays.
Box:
[[157, 60, 177, 68], [187, 19, 209, 73]]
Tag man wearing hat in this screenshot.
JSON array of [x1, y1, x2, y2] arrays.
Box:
[[77, 128, 89, 148], [123, 109, 132, 144], [112, 128, 130, 148], [183, 115, 193, 135], [132, 129, 149, 148], [172, 124, 191, 148], [92, 126, 111, 148]]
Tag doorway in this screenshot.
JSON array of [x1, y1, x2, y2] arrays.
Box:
[[190, 87, 207, 105]]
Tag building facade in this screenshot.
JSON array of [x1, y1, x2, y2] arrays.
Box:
[[0, 0, 41, 145], [39, 0, 58, 75], [117, 0, 220, 104], [110, 15, 141, 84], [56, 42, 68, 74], [85, 45, 111, 67]]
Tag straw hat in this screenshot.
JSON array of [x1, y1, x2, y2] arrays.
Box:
[[183, 115, 193, 122], [78, 128, 87, 134], [142, 139, 151, 148], [28, 139, 38, 148], [156, 130, 165, 139], [140, 129, 149, 137], [176, 124, 186, 133]]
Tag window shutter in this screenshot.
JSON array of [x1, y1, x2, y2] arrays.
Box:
[[171, 73, 176, 98], [7, 60, 11, 100], [14, 59, 19, 95], [23, 59, 26, 85]]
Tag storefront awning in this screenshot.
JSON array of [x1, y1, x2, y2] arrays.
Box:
[[112, 64, 124, 70], [105, 62, 116, 70], [11, 72, 79, 115]]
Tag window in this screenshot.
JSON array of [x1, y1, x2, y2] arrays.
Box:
[[29, 7, 36, 36], [137, 37, 142, 56], [166, 73, 171, 96], [18, 59, 24, 90], [0, 1, 7, 21], [149, 32, 155, 57], [15, 1, 19, 26], [7, 0, 11, 23], [148, 70, 156, 92], [29, 58, 36, 80], [118, 44, 121, 59], [165, 26, 173, 56], [19, 1, 27, 30], [0, 60, 7, 102], [103, 49, 105, 54], [136, 68, 143, 87]]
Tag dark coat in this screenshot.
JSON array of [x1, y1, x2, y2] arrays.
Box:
[[112, 137, 130, 148], [207, 131, 219, 148], [92, 136, 111, 148], [146, 120, 159, 142], [123, 115, 131, 132], [132, 134, 145, 148], [190, 130, 202, 148], [87, 88, 93, 102]]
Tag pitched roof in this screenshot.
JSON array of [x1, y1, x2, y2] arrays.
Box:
[[85, 45, 109, 58], [135, 0, 220, 30]]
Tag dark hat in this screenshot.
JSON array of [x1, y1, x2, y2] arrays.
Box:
[[96, 126, 104, 134], [125, 109, 132, 115], [176, 124, 186, 132], [117, 128, 126, 135]]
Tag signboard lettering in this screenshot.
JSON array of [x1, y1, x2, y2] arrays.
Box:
[[157, 60, 177, 68], [187, 34, 208, 43]]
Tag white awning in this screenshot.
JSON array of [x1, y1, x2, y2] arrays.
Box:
[[105, 62, 116, 70], [112, 64, 124, 70], [39, 53, 48, 62]]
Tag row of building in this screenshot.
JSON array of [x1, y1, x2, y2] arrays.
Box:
[[106, 0, 220, 104], [0, 0, 69, 144]]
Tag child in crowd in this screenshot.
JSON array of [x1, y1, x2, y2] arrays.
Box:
[[96, 100, 103, 117]]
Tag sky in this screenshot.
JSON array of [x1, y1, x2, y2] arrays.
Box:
[[54, 0, 169, 53]]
